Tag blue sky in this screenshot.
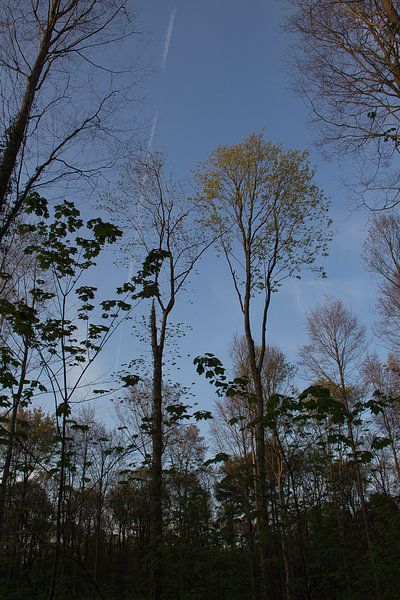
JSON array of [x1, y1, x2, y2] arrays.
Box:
[[78, 0, 380, 424]]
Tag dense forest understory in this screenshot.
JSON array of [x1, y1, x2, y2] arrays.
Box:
[[1, 399, 400, 600]]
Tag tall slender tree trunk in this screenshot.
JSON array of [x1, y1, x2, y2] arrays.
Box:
[[48, 294, 69, 600], [242, 439, 258, 600], [48, 401, 67, 600], [92, 459, 105, 600], [72, 437, 89, 599], [244, 331, 268, 600], [338, 368, 382, 600], [150, 303, 163, 600], [287, 470, 311, 600], [346, 418, 382, 600], [0, 5, 58, 241], [275, 453, 291, 600], [241, 242, 269, 600], [0, 343, 29, 542], [326, 433, 352, 599]]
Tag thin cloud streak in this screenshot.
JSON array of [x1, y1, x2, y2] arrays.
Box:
[[114, 12, 175, 373], [113, 112, 158, 372], [147, 110, 158, 151], [161, 8, 176, 70]]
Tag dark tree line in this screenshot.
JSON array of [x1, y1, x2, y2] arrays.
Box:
[[1, 349, 400, 600]]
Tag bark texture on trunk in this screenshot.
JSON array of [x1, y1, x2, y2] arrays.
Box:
[[0, 6, 58, 241]]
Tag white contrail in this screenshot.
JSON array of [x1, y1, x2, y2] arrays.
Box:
[[113, 112, 158, 373], [113, 11, 176, 374], [161, 8, 176, 70], [147, 110, 158, 151]]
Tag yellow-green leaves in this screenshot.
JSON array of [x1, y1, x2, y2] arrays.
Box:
[[194, 131, 331, 295]]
